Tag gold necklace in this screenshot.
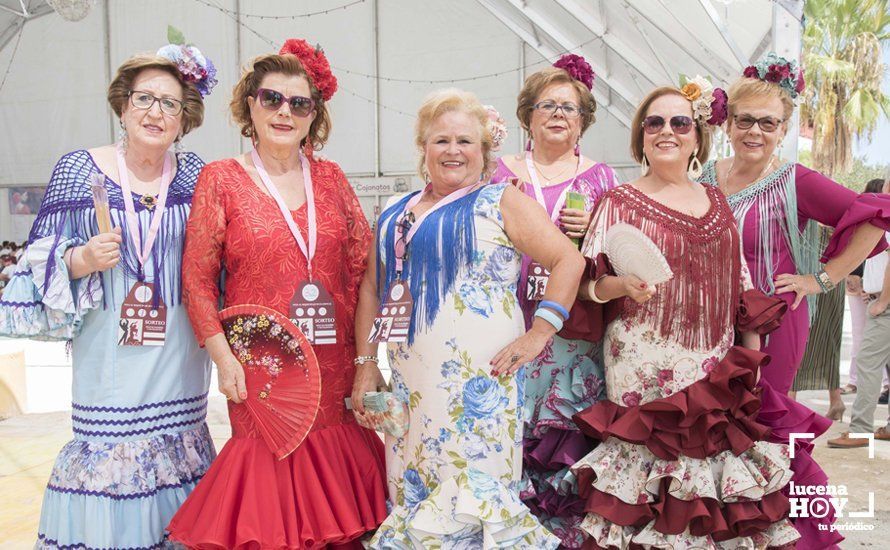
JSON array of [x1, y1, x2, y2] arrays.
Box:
[[532, 158, 573, 183], [724, 156, 776, 194]]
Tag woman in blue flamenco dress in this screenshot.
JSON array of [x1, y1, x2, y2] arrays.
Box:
[[0, 43, 217, 549]]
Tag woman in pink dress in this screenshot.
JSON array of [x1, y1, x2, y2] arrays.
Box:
[[698, 51, 890, 549]]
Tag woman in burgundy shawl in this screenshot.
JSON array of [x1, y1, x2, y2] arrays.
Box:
[[566, 84, 799, 548]]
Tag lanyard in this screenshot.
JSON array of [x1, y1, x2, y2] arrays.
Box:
[[525, 151, 584, 222], [116, 145, 173, 274], [251, 149, 317, 278], [394, 182, 482, 275]]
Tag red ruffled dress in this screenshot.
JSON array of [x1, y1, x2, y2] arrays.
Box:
[[167, 157, 388, 549], [568, 185, 799, 549]]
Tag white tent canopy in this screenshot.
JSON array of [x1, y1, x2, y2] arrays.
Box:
[[0, 0, 802, 239]]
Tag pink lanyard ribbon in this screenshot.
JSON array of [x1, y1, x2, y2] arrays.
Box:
[[251, 149, 317, 278], [116, 145, 173, 275], [394, 182, 482, 275], [525, 151, 584, 222]]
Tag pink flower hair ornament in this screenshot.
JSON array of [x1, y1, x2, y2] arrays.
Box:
[[483, 105, 508, 152], [553, 53, 595, 90]]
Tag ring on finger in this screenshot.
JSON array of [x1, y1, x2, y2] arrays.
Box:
[[510, 353, 520, 364]]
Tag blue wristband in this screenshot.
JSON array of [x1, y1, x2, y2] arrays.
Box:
[[534, 307, 564, 332], [538, 300, 570, 321]]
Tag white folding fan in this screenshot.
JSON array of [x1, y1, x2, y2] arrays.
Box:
[[603, 223, 673, 286]]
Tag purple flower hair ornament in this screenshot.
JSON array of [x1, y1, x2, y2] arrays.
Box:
[[156, 25, 218, 98]]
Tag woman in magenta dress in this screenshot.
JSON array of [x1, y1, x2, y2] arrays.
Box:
[[698, 52, 890, 549], [490, 54, 617, 547], [167, 40, 387, 548]]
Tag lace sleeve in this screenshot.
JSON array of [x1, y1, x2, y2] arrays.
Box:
[[182, 163, 227, 346]]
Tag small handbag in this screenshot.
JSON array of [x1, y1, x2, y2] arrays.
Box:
[[348, 391, 410, 437]]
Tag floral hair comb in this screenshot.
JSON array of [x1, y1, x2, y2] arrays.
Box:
[[679, 74, 728, 126], [553, 53, 595, 90], [156, 26, 217, 98], [743, 52, 805, 100]]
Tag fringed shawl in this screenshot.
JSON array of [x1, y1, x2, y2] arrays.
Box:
[[699, 161, 821, 320], [30, 150, 203, 308], [376, 187, 483, 343], [585, 185, 742, 351]]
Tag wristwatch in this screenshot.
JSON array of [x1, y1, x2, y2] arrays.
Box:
[[815, 269, 836, 293]]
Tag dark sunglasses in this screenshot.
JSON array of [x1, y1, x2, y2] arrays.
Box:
[[255, 88, 316, 117], [733, 114, 784, 133], [642, 115, 695, 135]]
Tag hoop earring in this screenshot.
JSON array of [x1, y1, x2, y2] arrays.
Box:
[[117, 119, 128, 151], [640, 155, 649, 177], [687, 149, 703, 180]]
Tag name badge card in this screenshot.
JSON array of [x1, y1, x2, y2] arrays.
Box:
[[369, 281, 413, 343], [118, 282, 167, 346], [526, 261, 551, 301], [290, 281, 337, 345]]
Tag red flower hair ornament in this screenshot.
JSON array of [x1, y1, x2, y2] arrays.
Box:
[[278, 39, 338, 102]]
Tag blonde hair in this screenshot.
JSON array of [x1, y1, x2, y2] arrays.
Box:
[[107, 54, 204, 137], [726, 76, 795, 121], [630, 86, 711, 165], [230, 53, 332, 150], [415, 88, 493, 179], [516, 67, 597, 134]]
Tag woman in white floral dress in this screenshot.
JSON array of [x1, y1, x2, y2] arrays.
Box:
[[351, 89, 585, 549], [569, 86, 799, 548]]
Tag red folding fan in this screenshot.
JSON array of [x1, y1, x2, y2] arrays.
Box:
[[220, 304, 321, 459]]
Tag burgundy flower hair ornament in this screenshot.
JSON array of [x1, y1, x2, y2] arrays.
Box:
[[553, 53, 595, 90], [742, 52, 805, 101], [678, 74, 728, 126], [279, 39, 338, 102]]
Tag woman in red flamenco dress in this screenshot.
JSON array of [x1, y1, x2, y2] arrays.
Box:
[[167, 40, 387, 549]]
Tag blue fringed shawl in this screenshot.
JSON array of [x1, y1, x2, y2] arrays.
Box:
[[376, 187, 484, 343], [29, 150, 203, 309]]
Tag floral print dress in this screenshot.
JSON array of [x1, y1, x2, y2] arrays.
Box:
[[570, 185, 800, 549], [369, 183, 559, 549], [491, 158, 618, 547]]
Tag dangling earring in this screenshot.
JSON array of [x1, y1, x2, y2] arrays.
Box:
[[574, 139, 581, 157], [525, 138, 532, 152], [640, 154, 649, 177], [687, 149, 703, 180], [777, 139, 784, 161], [174, 137, 184, 156], [117, 119, 128, 151]]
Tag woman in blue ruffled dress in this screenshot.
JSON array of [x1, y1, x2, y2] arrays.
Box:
[[0, 43, 218, 549], [490, 54, 617, 547]]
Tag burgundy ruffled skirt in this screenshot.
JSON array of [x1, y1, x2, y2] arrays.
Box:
[[571, 346, 800, 549]]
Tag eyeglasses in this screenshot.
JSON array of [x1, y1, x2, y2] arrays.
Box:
[[533, 101, 583, 119], [128, 91, 184, 116], [255, 88, 316, 117], [733, 114, 784, 133], [641, 115, 694, 135]]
